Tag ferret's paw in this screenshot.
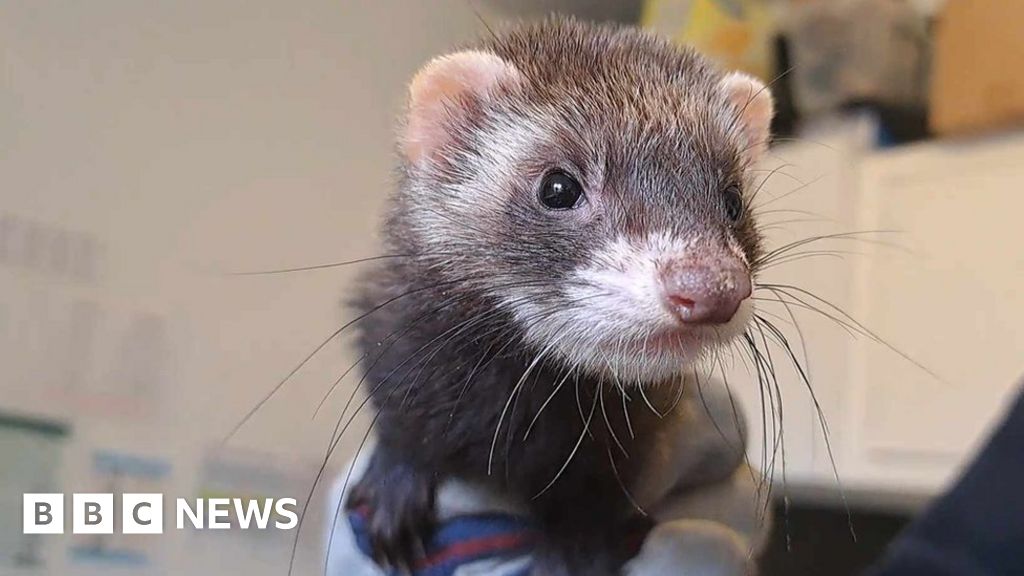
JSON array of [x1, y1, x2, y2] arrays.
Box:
[[346, 455, 437, 573]]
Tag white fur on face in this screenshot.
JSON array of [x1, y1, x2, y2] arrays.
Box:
[[406, 112, 553, 255], [505, 231, 754, 384]]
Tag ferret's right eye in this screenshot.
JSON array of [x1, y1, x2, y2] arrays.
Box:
[[539, 171, 584, 210]]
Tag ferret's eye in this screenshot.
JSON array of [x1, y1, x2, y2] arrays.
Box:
[[539, 171, 584, 210], [724, 185, 743, 221]]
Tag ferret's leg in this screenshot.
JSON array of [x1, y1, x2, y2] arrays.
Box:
[[345, 446, 437, 571]]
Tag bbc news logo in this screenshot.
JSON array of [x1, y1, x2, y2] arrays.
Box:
[[23, 494, 298, 534]]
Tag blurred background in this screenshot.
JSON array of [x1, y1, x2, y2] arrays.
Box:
[[1, 0, 1022, 574]]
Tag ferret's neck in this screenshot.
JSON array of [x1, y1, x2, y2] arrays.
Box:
[[354, 266, 684, 481]]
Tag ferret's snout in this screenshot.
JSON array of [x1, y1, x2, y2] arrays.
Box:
[[659, 258, 752, 325]]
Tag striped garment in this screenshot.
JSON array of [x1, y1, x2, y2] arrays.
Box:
[[347, 506, 652, 576], [348, 508, 536, 576], [329, 384, 768, 576]]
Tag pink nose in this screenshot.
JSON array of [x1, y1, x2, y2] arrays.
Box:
[[660, 260, 752, 325]]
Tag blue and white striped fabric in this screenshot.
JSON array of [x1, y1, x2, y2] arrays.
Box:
[[348, 508, 536, 576], [328, 384, 769, 576]]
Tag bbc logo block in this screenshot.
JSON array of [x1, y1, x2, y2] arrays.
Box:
[[122, 494, 163, 534], [23, 494, 298, 534], [72, 493, 114, 534], [23, 494, 64, 535], [24, 493, 164, 535]]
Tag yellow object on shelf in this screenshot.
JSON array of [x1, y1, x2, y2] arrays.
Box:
[[643, 0, 775, 80]]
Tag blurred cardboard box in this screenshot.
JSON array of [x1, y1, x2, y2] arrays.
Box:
[[931, 0, 1024, 136]]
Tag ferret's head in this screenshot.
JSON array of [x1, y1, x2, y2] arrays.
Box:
[[391, 18, 773, 383]]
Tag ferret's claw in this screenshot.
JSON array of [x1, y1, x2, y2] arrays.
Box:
[[345, 450, 437, 573]]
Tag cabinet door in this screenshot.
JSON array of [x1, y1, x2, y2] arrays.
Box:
[[848, 133, 1024, 495]]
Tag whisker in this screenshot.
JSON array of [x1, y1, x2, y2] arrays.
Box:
[[445, 340, 498, 436], [523, 366, 576, 441], [223, 276, 469, 443], [715, 347, 759, 487], [532, 384, 600, 499], [226, 253, 417, 276], [574, 366, 595, 437], [730, 64, 798, 147], [759, 282, 945, 383], [753, 314, 857, 542], [741, 332, 770, 506], [769, 135, 841, 153], [752, 173, 825, 210], [754, 230, 903, 270], [607, 443, 647, 517], [489, 338, 558, 475], [748, 163, 800, 205], [663, 371, 687, 415], [758, 248, 865, 270], [751, 320, 784, 520], [468, 0, 499, 42], [751, 294, 860, 339], [312, 278, 557, 420], [745, 332, 775, 505], [600, 352, 635, 439], [694, 367, 741, 455], [637, 382, 665, 419], [599, 379, 629, 458], [752, 316, 793, 551]]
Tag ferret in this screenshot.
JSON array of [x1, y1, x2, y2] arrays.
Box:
[[345, 17, 774, 576]]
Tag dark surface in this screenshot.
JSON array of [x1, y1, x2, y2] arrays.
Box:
[[867, 385, 1024, 576], [760, 502, 911, 576]]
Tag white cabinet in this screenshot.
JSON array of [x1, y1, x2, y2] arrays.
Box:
[[734, 121, 1024, 509], [847, 132, 1024, 496]]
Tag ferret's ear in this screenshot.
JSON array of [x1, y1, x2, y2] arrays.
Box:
[[719, 72, 774, 161], [403, 50, 520, 165]]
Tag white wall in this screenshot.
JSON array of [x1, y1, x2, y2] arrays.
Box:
[[1, 2, 486, 574]]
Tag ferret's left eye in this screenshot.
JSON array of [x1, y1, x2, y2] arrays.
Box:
[[539, 170, 584, 210], [724, 185, 743, 221]]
